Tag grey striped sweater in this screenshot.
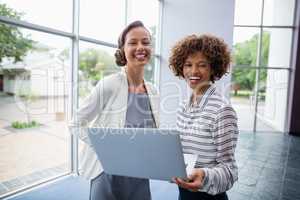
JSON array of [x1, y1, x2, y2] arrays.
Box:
[[177, 84, 238, 195]]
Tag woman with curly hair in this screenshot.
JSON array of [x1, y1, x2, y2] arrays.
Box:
[[169, 34, 239, 200], [70, 20, 159, 200]]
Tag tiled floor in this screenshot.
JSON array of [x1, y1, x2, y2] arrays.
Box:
[[227, 132, 300, 200], [152, 132, 300, 200], [4, 132, 300, 200]]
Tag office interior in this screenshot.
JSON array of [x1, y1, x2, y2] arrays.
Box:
[[0, 0, 300, 199]]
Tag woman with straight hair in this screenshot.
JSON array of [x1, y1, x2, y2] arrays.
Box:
[[70, 20, 159, 200]]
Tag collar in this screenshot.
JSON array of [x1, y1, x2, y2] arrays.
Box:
[[186, 84, 216, 112]]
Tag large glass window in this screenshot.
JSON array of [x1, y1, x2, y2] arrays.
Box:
[[79, 0, 125, 43], [0, 24, 71, 196], [262, 28, 293, 67], [256, 69, 289, 132], [127, 0, 159, 31], [232, 0, 294, 133], [0, 0, 72, 31], [0, 0, 161, 198], [263, 0, 295, 26], [233, 27, 260, 67], [78, 42, 118, 104], [234, 0, 262, 25], [231, 68, 256, 132]]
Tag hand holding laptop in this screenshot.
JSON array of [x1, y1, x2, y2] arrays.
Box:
[[172, 168, 205, 192], [172, 154, 205, 191]]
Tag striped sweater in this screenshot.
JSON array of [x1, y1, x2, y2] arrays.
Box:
[[177, 84, 238, 195]]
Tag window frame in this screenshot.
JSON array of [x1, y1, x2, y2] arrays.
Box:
[[232, 0, 297, 133]]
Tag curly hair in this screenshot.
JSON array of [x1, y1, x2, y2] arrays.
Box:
[[114, 20, 151, 66], [168, 34, 231, 82]]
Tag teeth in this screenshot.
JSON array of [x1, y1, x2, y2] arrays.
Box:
[[189, 77, 200, 80], [135, 54, 147, 60], [135, 54, 145, 58]]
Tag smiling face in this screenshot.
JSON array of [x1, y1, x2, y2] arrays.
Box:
[[123, 27, 152, 69], [183, 52, 213, 94]]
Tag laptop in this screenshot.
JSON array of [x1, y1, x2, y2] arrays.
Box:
[[87, 128, 196, 181]]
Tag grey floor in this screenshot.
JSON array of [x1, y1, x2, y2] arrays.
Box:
[[227, 132, 300, 200], [152, 132, 300, 200], [6, 132, 300, 200]]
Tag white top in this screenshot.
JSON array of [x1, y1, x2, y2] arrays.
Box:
[[69, 69, 160, 180]]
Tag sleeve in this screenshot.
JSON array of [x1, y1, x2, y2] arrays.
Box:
[[68, 79, 111, 146], [199, 104, 239, 195]]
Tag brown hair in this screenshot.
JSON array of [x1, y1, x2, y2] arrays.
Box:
[[168, 34, 231, 82], [114, 20, 150, 66]]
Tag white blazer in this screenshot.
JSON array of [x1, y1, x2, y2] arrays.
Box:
[[69, 69, 160, 180]]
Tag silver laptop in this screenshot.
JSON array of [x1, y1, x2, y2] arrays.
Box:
[[87, 128, 188, 181]]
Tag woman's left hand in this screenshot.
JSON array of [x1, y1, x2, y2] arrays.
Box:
[[172, 169, 205, 192]]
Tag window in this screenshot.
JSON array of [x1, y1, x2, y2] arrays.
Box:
[[261, 28, 293, 67], [1, 0, 72, 31], [0, 24, 71, 196], [231, 0, 295, 132], [78, 42, 119, 103], [0, 0, 161, 198], [263, 0, 295, 26], [233, 27, 260, 67], [79, 0, 125, 44], [234, 0, 262, 25]]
